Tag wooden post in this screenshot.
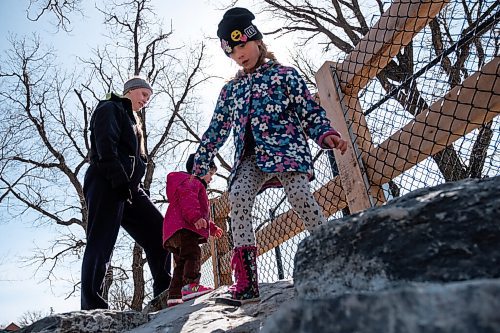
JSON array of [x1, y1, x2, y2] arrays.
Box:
[[215, 217, 232, 286], [342, 93, 387, 206], [316, 62, 375, 213], [209, 237, 218, 289], [205, 196, 233, 286]]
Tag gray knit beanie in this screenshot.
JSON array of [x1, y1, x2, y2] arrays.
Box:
[[123, 77, 153, 95]]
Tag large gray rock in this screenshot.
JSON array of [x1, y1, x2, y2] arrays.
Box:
[[17, 177, 500, 332], [262, 279, 500, 333], [294, 176, 500, 298], [18, 310, 149, 333], [128, 280, 295, 333], [262, 176, 500, 333], [18, 280, 295, 333]]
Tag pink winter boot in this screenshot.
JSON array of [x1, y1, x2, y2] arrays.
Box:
[[215, 245, 260, 306]]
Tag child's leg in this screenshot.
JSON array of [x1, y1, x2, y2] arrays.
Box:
[[170, 251, 183, 296], [167, 247, 183, 300], [229, 156, 269, 247], [278, 172, 326, 231], [178, 229, 201, 284], [167, 229, 204, 303], [161, 248, 184, 308], [216, 156, 266, 306], [177, 229, 214, 301]]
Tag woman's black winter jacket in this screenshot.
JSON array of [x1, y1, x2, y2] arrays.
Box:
[[88, 93, 146, 189]]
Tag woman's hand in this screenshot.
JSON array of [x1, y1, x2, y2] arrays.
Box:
[[115, 183, 132, 203]]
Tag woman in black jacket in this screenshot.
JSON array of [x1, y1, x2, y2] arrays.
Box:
[[81, 77, 171, 310]]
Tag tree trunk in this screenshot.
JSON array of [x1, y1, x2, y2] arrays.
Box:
[[130, 242, 145, 311]]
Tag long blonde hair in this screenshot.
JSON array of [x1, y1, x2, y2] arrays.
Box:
[[134, 112, 146, 156], [258, 41, 278, 65], [244, 41, 279, 73]]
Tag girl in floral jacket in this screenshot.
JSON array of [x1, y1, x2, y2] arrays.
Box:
[[192, 7, 348, 306]]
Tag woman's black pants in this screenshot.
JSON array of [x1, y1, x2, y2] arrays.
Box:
[[81, 167, 171, 310]]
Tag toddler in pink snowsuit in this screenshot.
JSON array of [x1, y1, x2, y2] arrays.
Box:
[[162, 154, 223, 307]]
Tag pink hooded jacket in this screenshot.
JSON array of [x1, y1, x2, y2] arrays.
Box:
[[162, 171, 219, 247]]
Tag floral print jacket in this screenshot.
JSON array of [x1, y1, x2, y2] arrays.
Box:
[[193, 60, 340, 187]]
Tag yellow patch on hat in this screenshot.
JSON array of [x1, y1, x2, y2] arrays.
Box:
[[231, 30, 242, 41]]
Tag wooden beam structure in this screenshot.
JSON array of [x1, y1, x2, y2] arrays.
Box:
[[316, 61, 375, 212], [337, 0, 449, 95], [201, 0, 499, 287]]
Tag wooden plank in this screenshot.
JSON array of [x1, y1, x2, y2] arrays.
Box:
[[209, 237, 218, 288], [315, 176, 349, 216], [342, 94, 374, 156], [211, 191, 230, 220], [338, 0, 449, 94], [343, 91, 387, 206], [367, 57, 500, 184], [316, 61, 374, 213]]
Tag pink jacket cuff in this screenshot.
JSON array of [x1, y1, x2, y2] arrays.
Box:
[[318, 129, 341, 148], [209, 221, 218, 234]]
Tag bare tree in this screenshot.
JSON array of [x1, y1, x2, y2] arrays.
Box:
[[0, 33, 89, 306], [0, 0, 223, 311], [26, 0, 83, 32], [17, 308, 53, 327], [76, 0, 228, 310], [246, 0, 495, 181]]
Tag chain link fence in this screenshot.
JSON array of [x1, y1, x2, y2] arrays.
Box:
[[201, 0, 500, 288]]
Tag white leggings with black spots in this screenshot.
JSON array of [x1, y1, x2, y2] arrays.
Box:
[[229, 155, 326, 248]]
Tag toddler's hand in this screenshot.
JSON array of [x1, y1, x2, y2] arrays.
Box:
[[194, 218, 208, 230], [213, 226, 223, 238], [323, 134, 348, 155]]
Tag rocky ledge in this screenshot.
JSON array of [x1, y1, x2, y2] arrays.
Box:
[[20, 176, 500, 332]]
